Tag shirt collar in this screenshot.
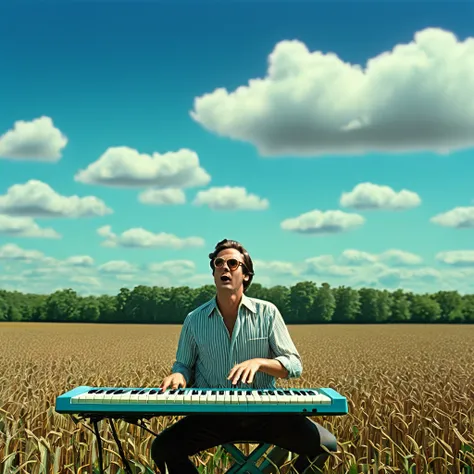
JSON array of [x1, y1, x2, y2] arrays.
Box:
[[206, 293, 256, 317]]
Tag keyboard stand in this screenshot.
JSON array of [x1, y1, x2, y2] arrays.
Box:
[[222, 442, 291, 473], [72, 414, 292, 474]]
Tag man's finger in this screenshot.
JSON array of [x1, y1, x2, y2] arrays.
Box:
[[242, 367, 253, 384], [232, 367, 246, 384]]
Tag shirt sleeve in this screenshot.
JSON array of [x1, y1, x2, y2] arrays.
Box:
[[268, 304, 303, 379], [171, 313, 197, 385]]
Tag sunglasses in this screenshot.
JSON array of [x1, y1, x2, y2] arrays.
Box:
[[214, 257, 245, 272]]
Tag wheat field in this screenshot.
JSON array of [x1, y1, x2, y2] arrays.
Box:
[[0, 322, 473, 474]]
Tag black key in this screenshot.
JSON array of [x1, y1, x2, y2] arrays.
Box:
[[192, 390, 199, 395], [246, 391, 252, 396], [138, 389, 147, 394], [149, 389, 157, 394], [106, 389, 116, 394], [219, 390, 224, 395], [131, 389, 140, 394], [283, 390, 292, 395], [258, 390, 263, 395], [237, 390, 242, 395], [307, 390, 315, 395], [211, 391, 216, 395], [268, 391, 275, 395], [277, 390, 284, 395], [88, 389, 98, 394], [229, 390, 234, 395], [202, 390, 207, 395], [169, 389, 177, 394], [178, 389, 185, 395]]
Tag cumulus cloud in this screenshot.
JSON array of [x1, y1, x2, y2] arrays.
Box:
[[97, 225, 205, 249], [64, 256, 95, 267], [0, 243, 44, 261], [75, 147, 211, 188], [253, 259, 302, 276], [436, 250, 474, 266], [0, 116, 68, 162], [98, 260, 138, 274], [376, 267, 441, 288], [304, 256, 359, 277], [0, 180, 112, 218], [0, 215, 60, 239], [191, 28, 474, 156], [281, 209, 364, 234], [341, 249, 422, 266], [193, 186, 269, 210], [148, 260, 196, 276], [430, 206, 474, 228], [138, 188, 186, 205], [340, 182, 421, 210]]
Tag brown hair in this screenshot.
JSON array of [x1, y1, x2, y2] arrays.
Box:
[[208, 239, 255, 292]]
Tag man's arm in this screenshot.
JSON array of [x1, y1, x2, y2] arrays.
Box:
[[265, 303, 303, 380], [170, 314, 197, 385], [257, 357, 289, 378]]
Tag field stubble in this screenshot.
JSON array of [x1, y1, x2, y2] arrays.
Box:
[[0, 323, 473, 474]]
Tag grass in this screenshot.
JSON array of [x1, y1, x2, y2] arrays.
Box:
[[0, 322, 473, 473]]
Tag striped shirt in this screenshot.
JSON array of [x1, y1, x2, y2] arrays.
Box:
[[171, 294, 303, 389]]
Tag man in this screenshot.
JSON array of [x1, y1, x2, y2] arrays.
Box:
[[151, 239, 337, 473]]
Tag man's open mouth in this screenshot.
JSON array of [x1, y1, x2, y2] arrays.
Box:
[[220, 275, 231, 282]]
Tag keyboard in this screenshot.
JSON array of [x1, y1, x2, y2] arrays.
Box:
[[55, 386, 348, 416]]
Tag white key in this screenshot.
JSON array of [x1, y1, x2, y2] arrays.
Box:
[[314, 393, 331, 404], [258, 390, 272, 403], [206, 390, 217, 405], [216, 390, 226, 404], [147, 390, 167, 404], [237, 390, 248, 404], [190, 390, 201, 404], [275, 390, 292, 403], [250, 390, 261, 404]]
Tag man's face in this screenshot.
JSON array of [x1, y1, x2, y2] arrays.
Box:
[[213, 248, 248, 293]]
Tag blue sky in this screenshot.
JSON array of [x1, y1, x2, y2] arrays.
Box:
[[1, 1, 474, 296]]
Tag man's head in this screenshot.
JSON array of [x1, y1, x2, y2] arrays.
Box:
[[208, 239, 254, 293]]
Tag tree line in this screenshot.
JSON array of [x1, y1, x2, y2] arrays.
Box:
[[1, 282, 473, 324]]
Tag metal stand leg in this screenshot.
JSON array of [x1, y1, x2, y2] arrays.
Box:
[[222, 443, 291, 473]]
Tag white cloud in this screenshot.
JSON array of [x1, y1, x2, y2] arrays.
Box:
[[191, 28, 474, 156], [138, 188, 186, 205], [281, 209, 364, 234], [0, 215, 60, 239], [148, 260, 196, 276], [341, 249, 422, 266], [97, 225, 205, 249], [430, 206, 474, 228], [340, 182, 421, 210], [75, 147, 211, 188], [304, 256, 359, 277], [0, 180, 112, 218], [70, 275, 101, 287], [0, 243, 44, 261], [0, 116, 68, 162], [98, 260, 138, 274], [193, 186, 269, 210], [436, 250, 474, 266], [253, 259, 301, 276], [64, 256, 95, 267]]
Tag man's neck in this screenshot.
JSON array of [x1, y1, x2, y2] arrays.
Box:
[[216, 291, 243, 319]]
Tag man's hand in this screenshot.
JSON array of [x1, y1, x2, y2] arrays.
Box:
[[160, 373, 187, 391], [227, 358, 262, 385]]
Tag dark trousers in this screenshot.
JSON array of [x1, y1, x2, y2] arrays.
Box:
[[151, 414, 337, 473]]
